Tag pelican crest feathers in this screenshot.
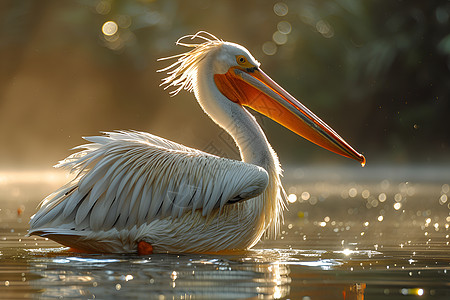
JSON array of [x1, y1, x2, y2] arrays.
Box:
[[158, 31, 224, 96]]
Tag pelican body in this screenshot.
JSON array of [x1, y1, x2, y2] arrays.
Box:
[[29, 32, 365, 254]]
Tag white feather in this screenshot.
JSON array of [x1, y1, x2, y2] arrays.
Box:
[[29, 32, 288, 254], [30, 131, 269, 232]]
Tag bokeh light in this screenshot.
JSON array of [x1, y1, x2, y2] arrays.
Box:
[[315, 20, 334, 38], [287, 193, 297, 203], [262, 41, 277, 55], [102, 21, 118, 36], [277, 21, 291, 34], [273, 2, 288, 17], [272, 31, 288, 45]]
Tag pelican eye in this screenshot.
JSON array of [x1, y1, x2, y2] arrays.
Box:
[[236, 55, 247, 65]]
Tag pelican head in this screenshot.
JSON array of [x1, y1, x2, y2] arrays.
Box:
[[160, 31, 365, 166]]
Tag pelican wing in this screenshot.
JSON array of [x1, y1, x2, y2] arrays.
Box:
[[29, 131, 269, 232]]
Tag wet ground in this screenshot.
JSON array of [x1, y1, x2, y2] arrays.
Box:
[[0, 166, 449, 299]]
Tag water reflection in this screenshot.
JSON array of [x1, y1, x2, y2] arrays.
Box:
[[19, 249, 372, 300], [24, 250, 293, 299], [0, 245, 380, 299]]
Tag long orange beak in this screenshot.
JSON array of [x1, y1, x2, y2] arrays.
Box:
[[214, 67, 366, 166]]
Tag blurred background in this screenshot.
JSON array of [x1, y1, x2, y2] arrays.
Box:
[[0, 0, 449, 169]]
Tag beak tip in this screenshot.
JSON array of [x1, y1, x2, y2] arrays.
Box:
[[359, 155, 366, 167]]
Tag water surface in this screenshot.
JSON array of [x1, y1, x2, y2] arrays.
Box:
[[0, 167, 449, 299]]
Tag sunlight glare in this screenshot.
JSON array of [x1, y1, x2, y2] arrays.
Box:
[[125, 274, 133, 281]]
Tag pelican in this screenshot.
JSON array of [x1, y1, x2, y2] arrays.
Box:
[[29, 32, 365, 254]]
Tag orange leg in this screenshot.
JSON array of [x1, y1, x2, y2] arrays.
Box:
[[67, 247, 90, 254], [137, 241, 153, 255]]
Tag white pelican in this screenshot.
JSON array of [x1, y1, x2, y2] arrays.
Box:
[[29, 32, 365, 254]]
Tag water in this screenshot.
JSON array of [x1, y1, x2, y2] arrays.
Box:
[[0, 167, 449, 299]]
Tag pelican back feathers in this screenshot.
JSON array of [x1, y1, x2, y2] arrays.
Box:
[[29, 131, 269, 236]]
